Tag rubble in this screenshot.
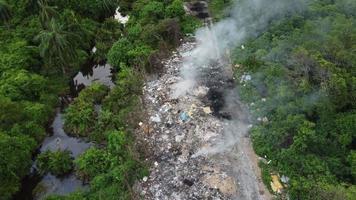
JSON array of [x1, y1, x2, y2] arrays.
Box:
[[134, 40, 272, 200]]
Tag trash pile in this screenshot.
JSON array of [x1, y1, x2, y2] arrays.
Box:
[[134, 40, 271, 200]]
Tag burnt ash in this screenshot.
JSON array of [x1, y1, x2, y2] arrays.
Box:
[[199, 60, 235, 119], [185, 1, 210, 20]]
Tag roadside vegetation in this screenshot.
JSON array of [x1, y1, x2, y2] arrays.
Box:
[[233, 0, 356, 199]]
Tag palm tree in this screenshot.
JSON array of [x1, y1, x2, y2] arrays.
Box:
[[0, 0, 11, 23], [102, 0, 117, 12], [35, 19, 77, 74], [37, 0, 58, 28]]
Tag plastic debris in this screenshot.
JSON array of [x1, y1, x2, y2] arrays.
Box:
[[150, 114, 161, 123], [203, 107, 212, 114], [114, 6, 129, 25], [240, 74, 252, 83], [92, 46, 97, 53], [262, 117, 268, 123], [281, 175, 290, 184], [179, 112, 190, 122]]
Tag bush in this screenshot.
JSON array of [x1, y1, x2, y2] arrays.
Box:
[[64, 83, 109, 136], [37, 150, 73, 176], [75, 147, 111, 180], [165, 0, 185, 18], [0, 133, 36, 200], [107, 38, 133, 68]]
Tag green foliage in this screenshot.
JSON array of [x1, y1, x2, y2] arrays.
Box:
[[35, 19, 78, 74], [64, 83, 109, 136], [0, 0, 11, 23], [75, 147, 112, 180], [107, 38, 133, 68], [0, 133, 36, 200], [103, 67, 142, 122], [0, 70, 46, 101], [180, 15, 202, 34], [139, 1, 164, 23], [92, 18, 121, 62], [0, 0, 203, 198], [75, 130, 143, 199], [0, 0, 124, 198], [37, 150, 73, 176], [234, 0, 356, 199], [106, 0, 204, 72], [165, 0, 185, 18], [68, 0, 118, 20], [209, 0, 231, 20]]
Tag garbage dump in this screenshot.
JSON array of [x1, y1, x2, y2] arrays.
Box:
[[133, 39, 271, 200]]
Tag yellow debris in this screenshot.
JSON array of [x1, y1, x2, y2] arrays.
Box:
[[187, 104, 197, 118], [270, 174, 283, 194]]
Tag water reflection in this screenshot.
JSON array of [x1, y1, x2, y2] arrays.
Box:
[[40, 111, 92, 157], [72, 63, 114, 93], [34, 174, 87, 200]]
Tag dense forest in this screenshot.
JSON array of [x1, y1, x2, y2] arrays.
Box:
[[0, 0, 355, 200], [233, 0, 356, 199], [0, 0, 202, 199]]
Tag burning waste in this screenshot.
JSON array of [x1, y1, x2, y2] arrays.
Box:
[[134, 0, 306, 199], [134, 40, 270, 199]]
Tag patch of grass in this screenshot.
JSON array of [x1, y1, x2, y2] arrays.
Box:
[[259, 161, 274, 194]]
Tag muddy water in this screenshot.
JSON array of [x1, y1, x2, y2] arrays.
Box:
[[13, 62, 114, 200]]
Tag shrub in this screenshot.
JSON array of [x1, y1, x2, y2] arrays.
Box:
[[165, 0, 185, 18], [107, 38, 133, 68], [64, 83, 109, 136], [75, 147, 112, 180], [37, 150, 73, 176]]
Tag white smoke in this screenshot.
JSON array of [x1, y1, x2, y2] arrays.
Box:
[[173, 0, 306, 97]]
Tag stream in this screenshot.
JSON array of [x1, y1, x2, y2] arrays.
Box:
[[13, 62, 114, 200]]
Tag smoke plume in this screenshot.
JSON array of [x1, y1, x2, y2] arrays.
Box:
[[173, 0, 306, 97]]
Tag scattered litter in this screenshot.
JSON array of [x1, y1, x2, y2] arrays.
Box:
[[179, 112, 190, 122], [92, 46, 97, 53], [143, 176, 148, 182], [160, 103, 172, 113], [240, 74, 252, 83], [150, 114, 161, 123], [134, 40, 268, 199], [193, 86, 209, 97], [262, 117, 268, 123], [281, 175, 290, 184], [175, 134, 185, 143], [203, 107, 212, 114], [114, 6, 129, 25]]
